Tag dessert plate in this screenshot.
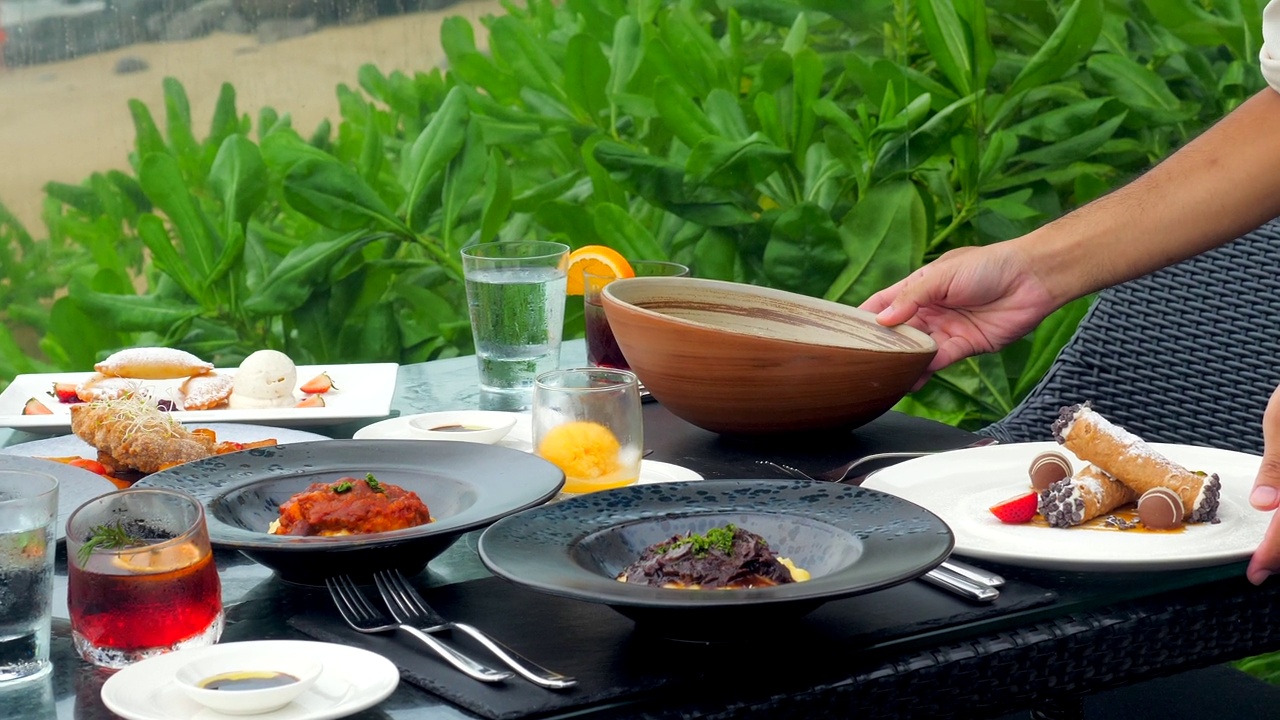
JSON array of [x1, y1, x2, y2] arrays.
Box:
[[100, 640, 398, 720], [862, 441, 1268, 571], [0, 423, 329, 461], [0, 363, 398, 433]]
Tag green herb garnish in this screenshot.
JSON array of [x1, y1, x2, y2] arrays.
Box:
[[365, 473, 385, 494], [78, 521, 146, 566], [332, 481, 354, 494], [657, 524, 740, 557]]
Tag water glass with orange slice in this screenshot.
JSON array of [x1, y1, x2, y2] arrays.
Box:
[[568, 245, 689, 370], [66, 488, 223, 668], [533, 368, 644, 494]]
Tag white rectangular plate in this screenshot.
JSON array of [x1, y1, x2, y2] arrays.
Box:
[[0, 363, 399, 433]]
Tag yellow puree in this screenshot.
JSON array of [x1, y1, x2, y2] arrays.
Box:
[[538, 421, 637, 493]]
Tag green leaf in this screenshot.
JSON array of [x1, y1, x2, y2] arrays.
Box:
[[564, 33, 610, 122], [67, 271, 202, 331], [136, 213, 202, 300], [242, 231, 378, 315], [764, 202, 846, 296], [1013, 296, 1091, 397], [608, 15, 643, 99], [284, 157, 410, 234], [1086, 54, 1193, 123], [916, 0, 973, 94], [209, 134, 267, 230], [206, 83, 240, 156], [1006, 0, 1103, 100], [488, 14, 565, 100], [128, 100, 168, 165], [1012, 112, 1126, 165], [479, 149, 513, 243], [791, 47, 823, 164], [440, 122, 487, 252], [654, 76, 718, 148], [827, 181, 926, 304], [402, 87, 470, 233], [138, 153, 217, 285], [686, 133, 791, 189], [162, 77, 201, 178], [593, 203, 666, 261]]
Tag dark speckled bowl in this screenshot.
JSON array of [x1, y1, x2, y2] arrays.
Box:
[[135, 439, 564, 585], [478, 479, 953, 641]]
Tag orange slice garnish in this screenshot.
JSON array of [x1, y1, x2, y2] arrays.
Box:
[[565, 245, 634, 296]]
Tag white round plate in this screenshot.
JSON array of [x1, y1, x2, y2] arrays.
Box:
[[100, 640, 398, 720], [352, 410, 520, 444], [862, 441, 1267, 571], [358, 413, 703, 485], [1, 423, 329, 461]]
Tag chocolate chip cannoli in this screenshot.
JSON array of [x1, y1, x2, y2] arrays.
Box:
[[1039, 464, 1138, 528], [1051, 403, 1220, 523]]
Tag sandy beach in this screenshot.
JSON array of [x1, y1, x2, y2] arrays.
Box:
[[0, 0, 504, 232]]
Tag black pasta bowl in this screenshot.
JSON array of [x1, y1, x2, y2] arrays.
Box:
[[478, 479, 954, 642], [136, 439, 565, 585]]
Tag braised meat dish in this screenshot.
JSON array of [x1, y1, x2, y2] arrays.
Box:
[[617, 524, 807, 589], [269, 474, 432, 536]]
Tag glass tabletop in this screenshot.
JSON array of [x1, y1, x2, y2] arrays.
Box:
[[0, 340, 1261, 719]]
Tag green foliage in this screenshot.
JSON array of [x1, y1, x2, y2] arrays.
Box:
[[0, 0, 1266, 430]]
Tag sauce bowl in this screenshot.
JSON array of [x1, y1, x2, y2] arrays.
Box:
[[174, 642, 323, 715]]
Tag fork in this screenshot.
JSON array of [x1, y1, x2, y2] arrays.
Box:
[[374, 569, 577, 690], [757, 437, 1000, 484], [325, 575, 513, 683]]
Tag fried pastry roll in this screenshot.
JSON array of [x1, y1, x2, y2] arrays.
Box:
[[1051, 403, 1220, 523], [1038, 464, 1137, 528]]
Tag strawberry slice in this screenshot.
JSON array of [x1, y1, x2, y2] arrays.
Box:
[[300, 372, 336, 394], [22, 398, 53, 415], [989, 491, 1039, 524], [52, 382, 80, 403], [296, 395, 326, 408]]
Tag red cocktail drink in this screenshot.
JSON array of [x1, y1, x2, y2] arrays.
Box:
[[66, 489, 223, 668], [584, 261, 688, 370]]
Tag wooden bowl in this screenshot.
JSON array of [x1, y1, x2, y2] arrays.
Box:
[[601, 277, 937, 435]]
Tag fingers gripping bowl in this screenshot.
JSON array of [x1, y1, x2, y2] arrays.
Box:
[[600, 277, 937, 435]]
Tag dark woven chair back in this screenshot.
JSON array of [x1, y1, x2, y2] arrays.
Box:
[[981, 219, 1280, 455]]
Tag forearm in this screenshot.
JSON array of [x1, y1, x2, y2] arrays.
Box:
[[1015, 88, 1280, 306]]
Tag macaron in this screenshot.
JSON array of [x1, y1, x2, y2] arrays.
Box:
[[1137, 487, 1184, 530], [1029, 451, 1072, 491]]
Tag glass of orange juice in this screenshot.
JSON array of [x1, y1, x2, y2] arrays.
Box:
[[533, 368, 643, 494]]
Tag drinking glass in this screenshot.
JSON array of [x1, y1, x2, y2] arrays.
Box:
[[0, 470, 58, 685], [66, 488, 223, 669], [461, 241, 570, 398], [584, 260, 689, 370], [534, 368, 643, 494]]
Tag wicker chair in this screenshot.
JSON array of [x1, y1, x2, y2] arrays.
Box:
[[981, 218, 1280, 455]]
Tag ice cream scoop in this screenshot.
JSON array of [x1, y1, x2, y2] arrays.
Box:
[[229, 350, 298, 409]]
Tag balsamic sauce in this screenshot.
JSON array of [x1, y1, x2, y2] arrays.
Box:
[[199, 671, 299, 691], [428, 424, 488, 432]]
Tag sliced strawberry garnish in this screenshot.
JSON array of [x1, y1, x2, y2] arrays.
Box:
[[297, 395, 326, 408], [52, 382, 81, 403], [989, 491, 1039, 524], [300, 372, 336, 394], [22, 398, 53, 415]]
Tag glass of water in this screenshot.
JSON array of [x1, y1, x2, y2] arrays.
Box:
[[0, 470, 58, 686], [461, 241, 570, 399]]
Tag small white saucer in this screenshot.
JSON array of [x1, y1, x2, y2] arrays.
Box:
[[100, 640, 398, 720], [353, 411, 521, 445]]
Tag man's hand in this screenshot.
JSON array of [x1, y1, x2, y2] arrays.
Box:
[[860, 243, 1060, 382], [1247, 384, 1280, 584]]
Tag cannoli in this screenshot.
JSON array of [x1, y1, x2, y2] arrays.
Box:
[[1039, 464, 1137, 528], [1051, 403, 1220, 523]]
